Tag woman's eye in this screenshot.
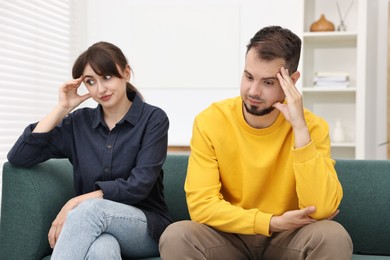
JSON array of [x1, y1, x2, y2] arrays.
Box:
[[85, 79, 95, 86], [104, 75, 112, 80]]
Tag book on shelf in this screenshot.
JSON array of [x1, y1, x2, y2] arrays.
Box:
[[313, 71, 350, 88]]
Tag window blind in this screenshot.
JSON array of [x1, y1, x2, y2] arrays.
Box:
[[0, 0, 84, 205], [0, 0, 84, 165]]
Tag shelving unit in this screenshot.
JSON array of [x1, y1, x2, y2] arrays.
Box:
[[300, 0, 367, 159]]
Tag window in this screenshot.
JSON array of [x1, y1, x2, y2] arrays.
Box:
[[0, 0, 84, 203]]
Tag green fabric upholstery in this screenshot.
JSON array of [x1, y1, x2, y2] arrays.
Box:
[[160, 155, 190, 222], [335, 160, 390, 257], [1, 156, 390, 259], [0, 159, 74, 260]]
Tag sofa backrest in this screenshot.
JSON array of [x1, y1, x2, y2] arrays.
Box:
[[335, 160, 390, 256], [162, 154, 191, 221]]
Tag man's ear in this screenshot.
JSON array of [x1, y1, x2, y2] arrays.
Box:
[[290, 70, 301, 84]]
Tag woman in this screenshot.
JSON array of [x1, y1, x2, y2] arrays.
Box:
[[7, 42, 172, 259]]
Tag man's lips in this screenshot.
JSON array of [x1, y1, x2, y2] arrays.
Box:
[[247, 97, 263, 106]]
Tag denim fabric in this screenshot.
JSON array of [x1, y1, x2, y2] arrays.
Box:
[[51, 199, 159, 260]]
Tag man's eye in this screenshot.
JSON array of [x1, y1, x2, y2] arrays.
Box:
[[104, 75, 112, 80], [245, 74, 253, 80], [85, 79, 95, 86], [264, 80, 274, 86]]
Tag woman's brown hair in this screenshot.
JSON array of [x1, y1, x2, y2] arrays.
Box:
[[72, 41, 142, 99]]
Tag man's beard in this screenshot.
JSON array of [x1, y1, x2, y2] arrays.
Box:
[[243, 102, 275, 116]]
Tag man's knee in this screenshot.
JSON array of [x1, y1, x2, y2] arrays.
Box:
[[160, 220, 196, 246], [160, 220, 208, 258], [307, 220, 353, 258], [311, 220, 352, 243]]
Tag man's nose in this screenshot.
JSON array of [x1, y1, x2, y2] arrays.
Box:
[[248, 83, 262, 97]]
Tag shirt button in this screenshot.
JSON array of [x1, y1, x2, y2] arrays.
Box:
[[104, 168, 110, 173], [107, 144, 112, 149]]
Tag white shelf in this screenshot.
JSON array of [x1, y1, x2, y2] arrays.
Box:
[[331, 142, 356, 148], [302, 32, 357, 44], [301, 0, 386, 159], [302, 0, 360, 159], [302, 87, 356, 93]]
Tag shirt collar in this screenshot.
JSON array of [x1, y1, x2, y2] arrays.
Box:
[[92, 92, 144, 128]]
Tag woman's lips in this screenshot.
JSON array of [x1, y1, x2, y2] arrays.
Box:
[[100, 94, 112, 101]]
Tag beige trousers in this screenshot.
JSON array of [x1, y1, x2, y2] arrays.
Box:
[[159, 220, 352, 260]]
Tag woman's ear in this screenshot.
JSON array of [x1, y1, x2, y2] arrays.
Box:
[[124, 65, 131, 81]]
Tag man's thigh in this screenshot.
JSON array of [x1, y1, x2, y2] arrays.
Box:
[[264, 220, 352, 260], [160, 220, 269, 260]]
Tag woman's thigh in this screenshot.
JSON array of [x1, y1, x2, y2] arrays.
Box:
[[69, 198, 158, 258]]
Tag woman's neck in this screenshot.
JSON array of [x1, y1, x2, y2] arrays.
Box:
[[103, 98, 132, 130]]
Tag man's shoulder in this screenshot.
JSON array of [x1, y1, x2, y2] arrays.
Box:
[[198, 96, 240, 117], [303, 108, 329, 129]]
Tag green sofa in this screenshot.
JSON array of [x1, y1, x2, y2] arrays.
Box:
[[1, 155, 390, 260]]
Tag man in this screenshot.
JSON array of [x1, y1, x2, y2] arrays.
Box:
[[160, 26, 352, 259]]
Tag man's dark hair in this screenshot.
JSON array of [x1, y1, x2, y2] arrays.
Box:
[[246, 26, 302, 73]]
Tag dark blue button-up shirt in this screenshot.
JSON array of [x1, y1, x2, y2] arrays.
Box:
[[7, 92, 172, 241]]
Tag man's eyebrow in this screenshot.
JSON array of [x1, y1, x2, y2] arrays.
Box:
[[243, 69, 252, 75], [244, 70, 278, 80], [262, 76, 278, 80]]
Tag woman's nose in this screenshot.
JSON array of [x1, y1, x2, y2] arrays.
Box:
[[96, 81, 106, 94]]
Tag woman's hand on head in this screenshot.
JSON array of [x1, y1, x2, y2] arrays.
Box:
[[59, 77, 91, 112]]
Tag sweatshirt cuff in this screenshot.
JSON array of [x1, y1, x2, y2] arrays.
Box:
[[292, 141, 318, 164], [254, 211, 273, 236]]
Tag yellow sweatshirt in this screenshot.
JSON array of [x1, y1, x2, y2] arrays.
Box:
[[185, 96, 343, 236]]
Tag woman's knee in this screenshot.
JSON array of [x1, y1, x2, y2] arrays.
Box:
[[66, 198, 105, 223], [86, 233, 121, 260]]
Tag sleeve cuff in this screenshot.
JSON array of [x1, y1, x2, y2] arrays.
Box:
[[292, 141, 318, 164], [23, 123, 52, 145], [254, 211, 273, 236]]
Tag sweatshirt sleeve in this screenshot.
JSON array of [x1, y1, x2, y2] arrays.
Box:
[[185, 115, 273, 236], [292, 117, 343, 220]]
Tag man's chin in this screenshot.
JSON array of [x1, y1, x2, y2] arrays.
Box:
[[244, 104, 275, 116]]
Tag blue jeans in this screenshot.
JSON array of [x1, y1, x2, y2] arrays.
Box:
[[51, 198, 158, 260]]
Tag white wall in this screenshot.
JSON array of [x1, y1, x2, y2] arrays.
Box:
[[84, 0, 302, 146], [374, 0, 389, 159]]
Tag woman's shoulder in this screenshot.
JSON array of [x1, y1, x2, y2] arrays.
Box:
[[142, 101, 168, 118]]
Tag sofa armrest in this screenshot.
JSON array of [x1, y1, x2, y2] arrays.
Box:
[[335, 160, 390, 256], [0, 159, 74, 260]]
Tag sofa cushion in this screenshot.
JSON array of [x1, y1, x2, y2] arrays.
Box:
[[335, 160, 390, 256]]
